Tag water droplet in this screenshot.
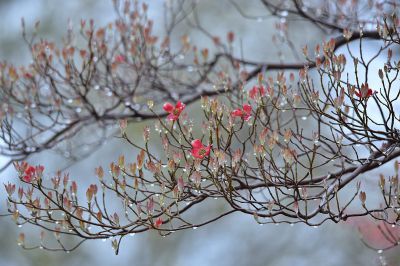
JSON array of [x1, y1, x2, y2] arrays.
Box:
[[192, 226, 198, 230], [18, 225, 22, 228], [129, 233, 135, 236], [301, 116, 307, 120], [377, 249, 383, 254], [279, 10, 288, 17]]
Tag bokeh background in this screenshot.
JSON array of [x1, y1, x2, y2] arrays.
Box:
[[0, 1, 398, 265]]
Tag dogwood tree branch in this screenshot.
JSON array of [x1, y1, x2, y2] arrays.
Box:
[[2, 0, 400, 255]]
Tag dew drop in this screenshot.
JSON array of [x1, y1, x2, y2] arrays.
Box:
[[279, 10, 288, 17]]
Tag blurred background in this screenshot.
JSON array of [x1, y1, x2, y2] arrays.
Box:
[[0, 0, 397, 265]]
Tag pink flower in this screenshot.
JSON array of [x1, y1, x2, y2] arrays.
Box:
[[114, 54, 125, 64], [191, 139, 211, 159], [355, 83, 374, 99], [154, 217, 163, 228], [163, 101, 186, 121], [22, 164, 44, 182], [231, 104, 252, 121], [23, 166, 36, 182], [249, 85, 266, 100]]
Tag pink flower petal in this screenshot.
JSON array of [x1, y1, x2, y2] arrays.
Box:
[[191, 139, 203, 149], [259, 85, 266, 96], [243, 104, 252, 114], [249, 86, 257, 99], [167, 113, 178, 121], [175, 101, 185, 110], [191, 149, 201, 159], [163, 102, 174, 113], [243, 114, 251, 121], [231, 109, 243, 117]]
